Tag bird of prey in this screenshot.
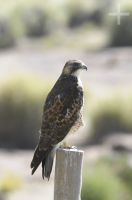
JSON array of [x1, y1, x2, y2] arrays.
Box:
[[31, 60, 87, 180]]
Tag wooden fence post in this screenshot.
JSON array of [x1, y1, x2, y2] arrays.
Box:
[[54, 148, 84, 200]]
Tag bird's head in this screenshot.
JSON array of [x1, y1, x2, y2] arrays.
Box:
[[62, 60, 87, 77]]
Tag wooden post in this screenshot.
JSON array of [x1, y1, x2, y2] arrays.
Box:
[[54, 148, 84, 200]]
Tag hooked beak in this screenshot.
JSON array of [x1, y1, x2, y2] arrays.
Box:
[[81, 64, 87, 71]]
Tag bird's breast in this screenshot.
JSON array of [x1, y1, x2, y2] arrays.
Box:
[[77, 77, 83, 88]]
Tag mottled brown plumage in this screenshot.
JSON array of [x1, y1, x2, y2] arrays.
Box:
[[31, 60, 87, 179]]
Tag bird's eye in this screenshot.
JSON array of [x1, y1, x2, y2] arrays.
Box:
[[73, 63, 80, 69]]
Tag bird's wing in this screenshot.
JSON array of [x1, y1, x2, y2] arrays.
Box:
[[39, 83, 83, 149]]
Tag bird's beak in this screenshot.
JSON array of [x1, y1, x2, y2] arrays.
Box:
[[81, 64, 87, 71]]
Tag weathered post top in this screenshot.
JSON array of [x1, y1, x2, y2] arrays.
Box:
[[54, 148, 84, 200]]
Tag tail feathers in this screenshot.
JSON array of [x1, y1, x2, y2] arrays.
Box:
[[31, 146, 57, 180], [42, 148, 56, 180], [31, 146, 47, 175]]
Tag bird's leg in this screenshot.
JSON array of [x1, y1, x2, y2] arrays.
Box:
[[60, 141, 70, 149], [59, 141, 77, 149]]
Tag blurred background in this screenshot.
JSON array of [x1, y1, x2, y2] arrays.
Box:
[[0, 0, 132, 199]]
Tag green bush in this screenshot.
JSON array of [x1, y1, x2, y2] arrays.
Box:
[[110, 8, 132, 46], [0, 2, 53, 40], [23, 7, 49, 37], [0, 172, 22, 193], [0, 76, 50, 149], [67, 7, 103, 28], [66, 0, 107, 29], [94, 156, 132, 197], [82, 165, 130, 200], [0, 17, 15, 48], [87, 92, 132, 144], [67, 7, 90, 28], [118, 162, 132, 195]]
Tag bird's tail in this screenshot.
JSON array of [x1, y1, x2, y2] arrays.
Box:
[[30, 146, 56, 180]]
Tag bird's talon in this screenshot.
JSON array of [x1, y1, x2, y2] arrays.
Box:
[[59, 143, 77, 150], [71, 146, 77, 149]]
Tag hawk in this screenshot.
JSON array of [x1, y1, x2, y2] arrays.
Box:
[[31, 60, 87, 180]]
